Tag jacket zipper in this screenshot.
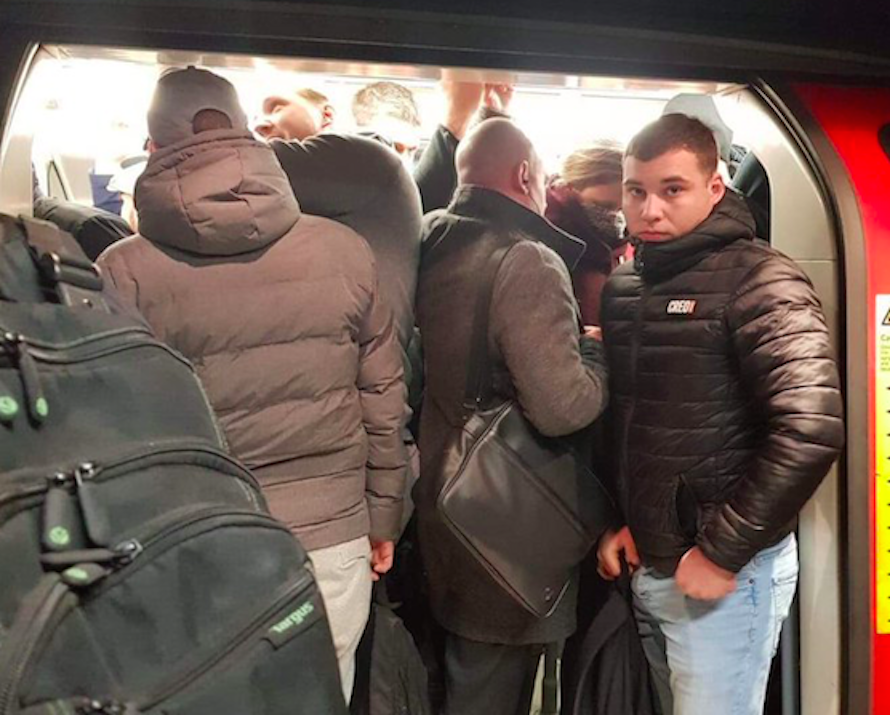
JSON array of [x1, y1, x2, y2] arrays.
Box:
[[138, 574, 315, 710], [622, 281, 651, 514]]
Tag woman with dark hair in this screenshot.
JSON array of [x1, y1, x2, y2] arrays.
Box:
[[545, 141, 627, 325]]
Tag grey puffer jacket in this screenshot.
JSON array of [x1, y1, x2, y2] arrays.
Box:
[[98, 129, 408, 552], [601, 191, 844, 575]]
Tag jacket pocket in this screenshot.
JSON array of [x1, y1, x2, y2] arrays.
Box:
[[670, 456, 717, 542]]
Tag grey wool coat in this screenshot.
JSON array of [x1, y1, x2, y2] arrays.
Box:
[[415, 186, 609, 644]]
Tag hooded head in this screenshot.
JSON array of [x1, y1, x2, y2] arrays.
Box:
[[147, 67, 249, 149]]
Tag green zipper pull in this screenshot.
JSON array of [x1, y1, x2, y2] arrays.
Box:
[[0, 380, 18, 426], [2, 332, 47, 424], [42, 472, 86, 553], [61, 563, 111, 588]]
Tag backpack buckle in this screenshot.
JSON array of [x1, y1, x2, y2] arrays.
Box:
[[37, 251, 107, 310]]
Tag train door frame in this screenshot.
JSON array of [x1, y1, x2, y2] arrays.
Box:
[[0, 6, 885, 713]]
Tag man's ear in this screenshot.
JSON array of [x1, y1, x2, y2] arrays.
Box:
[[708, 172, 726, 207], [147, 140, 159, 154], [517, 159, 531, 195], [321, 103, 336, 130], [261, 96, 289, 117]]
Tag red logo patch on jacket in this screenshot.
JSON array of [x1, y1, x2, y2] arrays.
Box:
[[666, 299, 697, 315]]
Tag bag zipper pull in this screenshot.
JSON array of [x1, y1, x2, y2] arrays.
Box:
[[1, 332, 48, 424], [60, 562, 112, 588], [0, 376, 18, 426], [42, 471, 86, 553], [74, 462, 111, 546], [75, 698, 137, 714], [40, 538, 142, 571]]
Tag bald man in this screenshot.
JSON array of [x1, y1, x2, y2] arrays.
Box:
[[415, 120, 610, 715]]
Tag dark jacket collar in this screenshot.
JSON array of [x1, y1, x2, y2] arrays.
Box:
[[448, 186, 587, 270], [634, 190, 757, 283]]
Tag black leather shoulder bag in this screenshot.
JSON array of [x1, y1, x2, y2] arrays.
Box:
[[436, 243, 616, 618]]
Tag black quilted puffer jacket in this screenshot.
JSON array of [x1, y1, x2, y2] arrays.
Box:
[[601, 191, 844, 574]]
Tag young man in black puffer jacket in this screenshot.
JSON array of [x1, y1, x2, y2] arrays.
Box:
[[597, 114, 844, 715]]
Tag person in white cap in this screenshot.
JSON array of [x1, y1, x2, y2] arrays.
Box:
[[97, 67, 409, 703]]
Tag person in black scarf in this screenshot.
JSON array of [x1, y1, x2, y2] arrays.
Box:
[[545, 142, 627, 325]]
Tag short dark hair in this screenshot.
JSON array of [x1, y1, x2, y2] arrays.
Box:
[[352, 81, 421, 128], [626, 114, 718, 174], [192, 108, 233, 134]]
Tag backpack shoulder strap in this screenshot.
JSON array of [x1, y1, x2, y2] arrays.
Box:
[[15, 215, 108, 311], [0, 214, 44, 303]]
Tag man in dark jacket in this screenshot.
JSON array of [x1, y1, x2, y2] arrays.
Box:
[[416, 118, 609, 715], [597, 114, 844, 715]]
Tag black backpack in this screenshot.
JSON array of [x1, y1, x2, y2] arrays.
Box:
[[0, 214, 347, 715], [349, 584, 431, 715]]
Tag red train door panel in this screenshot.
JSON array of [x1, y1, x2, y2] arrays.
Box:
[[795, 84, 890, 715]]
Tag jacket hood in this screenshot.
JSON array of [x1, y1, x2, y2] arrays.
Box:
[[136, 129, 301, 256], [440, 186, 587, 270], [634, 189, 756, 283]]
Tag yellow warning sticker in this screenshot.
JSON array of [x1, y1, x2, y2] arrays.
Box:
[[877, 295, 890, 634]]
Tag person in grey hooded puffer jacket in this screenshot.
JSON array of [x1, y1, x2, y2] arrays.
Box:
[[97, 67, 408, 703]]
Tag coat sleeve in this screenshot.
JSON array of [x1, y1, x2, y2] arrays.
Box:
[[489, 241, 609, 437], [413, 125, 459, 213], [698, 255, 844, 572], [356, 258, 409, 543]]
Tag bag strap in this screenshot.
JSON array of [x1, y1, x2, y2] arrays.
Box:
[[19, 216, 108, 311], [462, 243, 515, 412], [0, 216, 44, 303]]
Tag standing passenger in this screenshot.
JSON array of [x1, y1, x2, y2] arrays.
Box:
[[597, 114, 844, 715], [414, 78, 515, 213], [97, 68, 408, 703], [257, 86, 423, 525], [545, 141, 627, 325], [352, 80, 423, 163], [416, 118, 609, 715], [257, 87, 422, 363]]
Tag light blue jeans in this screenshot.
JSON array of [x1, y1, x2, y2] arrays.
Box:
[[632, 535, 798, 715]]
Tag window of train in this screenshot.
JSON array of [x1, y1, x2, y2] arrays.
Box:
[[12, 47, 736, 211]]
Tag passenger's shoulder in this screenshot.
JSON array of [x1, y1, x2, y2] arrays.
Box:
[[500, 239, 571, 284], [726, 240, 812, 287], [292, 212, 369, 248], [289, 213, 376, 272], [297, 133, 404, 176], [96, 234, 154, 267]]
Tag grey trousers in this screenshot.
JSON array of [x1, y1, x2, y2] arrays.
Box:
[[443, 633, 544, 715], [309, 536, 373, 704]]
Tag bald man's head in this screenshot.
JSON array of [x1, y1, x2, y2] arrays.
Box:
[[455, 118, 547, 215]]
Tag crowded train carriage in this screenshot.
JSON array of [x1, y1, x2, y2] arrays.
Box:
[[0, 2, 889, 714]]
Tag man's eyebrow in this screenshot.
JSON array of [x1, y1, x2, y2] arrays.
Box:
[[623, 178, 643, 186], [661, 175, 692, 184]]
